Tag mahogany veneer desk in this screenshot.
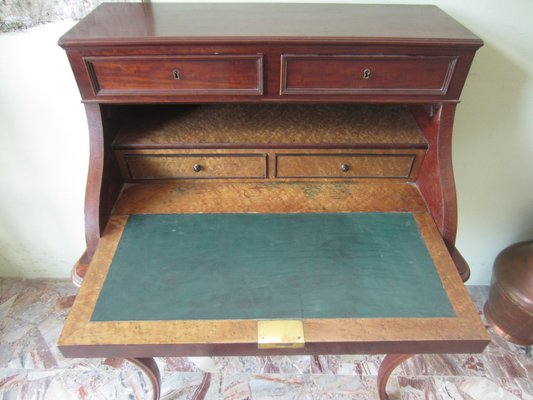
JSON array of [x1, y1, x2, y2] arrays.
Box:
[[58, 4, 489, 399]]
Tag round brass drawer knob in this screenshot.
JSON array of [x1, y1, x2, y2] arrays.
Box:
[[193, 164, 202, 172], [340, 163, 350, 172]]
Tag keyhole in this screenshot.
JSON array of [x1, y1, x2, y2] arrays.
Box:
[[172, 69, 180, 80], [363, 69, 371, 79]]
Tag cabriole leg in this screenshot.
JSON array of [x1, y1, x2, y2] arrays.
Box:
[[377, 354, 413, 400], [127, 357, 161, 400]]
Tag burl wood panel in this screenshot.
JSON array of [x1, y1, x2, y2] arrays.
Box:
[[281, 55, 457, 96], [113, 181, 427, 216], [115, 148, 425, 182], [124, 154, 267, 180], [58, 209, 488, 358], [275, 153, 416, 179], [85, 55, 263, 96], [113, 104, 427, 149], [115, 148, 426, 182]]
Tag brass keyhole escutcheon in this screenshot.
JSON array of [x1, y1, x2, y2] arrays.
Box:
[[363, 68, 371, 79], [172, 69, 180, 80]]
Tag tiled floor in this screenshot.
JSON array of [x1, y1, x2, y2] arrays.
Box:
[[0, 279, 531, 399]]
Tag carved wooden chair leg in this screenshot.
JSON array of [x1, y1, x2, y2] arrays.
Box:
[[377, 354, 413, 400], [127, 357, 161, 400]]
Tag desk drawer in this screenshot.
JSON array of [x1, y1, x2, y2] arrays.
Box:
[[85, 55, 263, 96], [281, 55, 457, 95], [123, 154, 267, 180], [275, 153, 416, 179]]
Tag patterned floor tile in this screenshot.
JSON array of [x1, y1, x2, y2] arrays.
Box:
[[0, 280, 531, 400]]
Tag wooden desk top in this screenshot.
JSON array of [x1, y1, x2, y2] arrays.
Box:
[[59, 3, 482, 47]]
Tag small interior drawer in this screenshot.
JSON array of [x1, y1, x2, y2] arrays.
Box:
[[122, 154, 267, 180], [85, 54, 263, 96], [281, 54, 457, 95], [275, 153, 417, 179]]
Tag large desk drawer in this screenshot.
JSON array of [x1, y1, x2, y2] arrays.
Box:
[[122, 153, 267, 180], [275, 153, 418, 179], [281, 55, 457, 96], [85, 55, 264, 96]]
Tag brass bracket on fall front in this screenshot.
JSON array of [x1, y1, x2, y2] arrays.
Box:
[[257, 320, 305, 349]]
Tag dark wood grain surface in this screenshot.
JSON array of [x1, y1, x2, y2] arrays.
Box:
[[59, 3, 481, 46]]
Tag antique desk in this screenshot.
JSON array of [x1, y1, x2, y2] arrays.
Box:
[[58, 4, 489, 399]]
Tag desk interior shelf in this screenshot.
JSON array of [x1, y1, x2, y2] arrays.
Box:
[[113, 104, 427, 148]]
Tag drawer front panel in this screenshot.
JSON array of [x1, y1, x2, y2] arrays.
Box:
[[281, 55, 457, 95], [85, 55, 263, 96], [276, 154, 416, 178], [124, 154, 267, 180]]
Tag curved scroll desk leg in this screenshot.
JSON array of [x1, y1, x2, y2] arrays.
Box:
[[71, 103, 125, 286], [451, 247, 470, 282], [409, 104, 472, 281], [127, 358, 161, 400], [71, 251, 90, 288], [377, 354, 413, 400]]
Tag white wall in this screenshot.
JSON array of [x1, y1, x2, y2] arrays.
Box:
[[449, 1, 533, 283], [0, 21, 87, 277], [1, 1, 532, 283]]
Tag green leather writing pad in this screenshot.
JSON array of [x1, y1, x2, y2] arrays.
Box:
[[91, 213, 455, 321]]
